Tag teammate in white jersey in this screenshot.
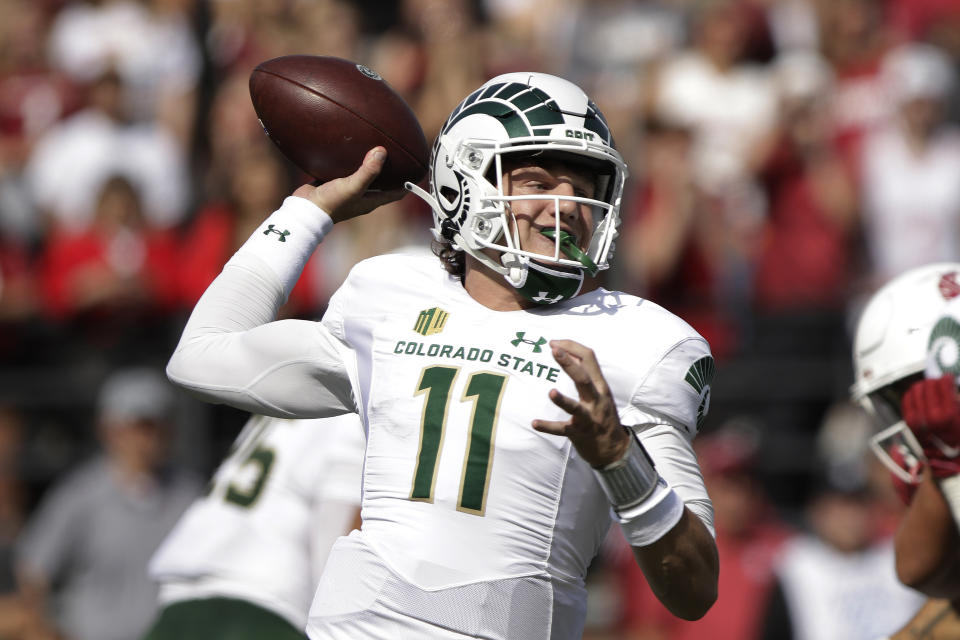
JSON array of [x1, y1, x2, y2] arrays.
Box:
[[851, 263, 960, 638], [167, 72, 719, 639], [141, 413, 364, 639]]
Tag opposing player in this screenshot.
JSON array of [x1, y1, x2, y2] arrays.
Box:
[[851, 263, 960, 638], [167, 72, 719, 638], [141, 413, 364, 639]]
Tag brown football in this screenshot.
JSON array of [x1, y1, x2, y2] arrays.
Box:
[[249, 55, 429, 190]]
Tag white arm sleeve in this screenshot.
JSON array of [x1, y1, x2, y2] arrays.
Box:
[[637, 422, 716, 538], [620, 335, 716, 537], [167, 198, 358, 418]]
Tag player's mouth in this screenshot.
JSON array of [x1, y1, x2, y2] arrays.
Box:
[[539, 229, 598, 275]]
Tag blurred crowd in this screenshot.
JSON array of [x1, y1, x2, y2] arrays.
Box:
[[0, 0, 959, 638]]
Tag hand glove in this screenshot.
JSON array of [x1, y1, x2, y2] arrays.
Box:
[[901, 375, 960, 479]]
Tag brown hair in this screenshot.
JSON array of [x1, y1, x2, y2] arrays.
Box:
[[432, 238, 465, 278]]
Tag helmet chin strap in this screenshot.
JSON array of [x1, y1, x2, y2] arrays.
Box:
[[499, 252, 526, 286]]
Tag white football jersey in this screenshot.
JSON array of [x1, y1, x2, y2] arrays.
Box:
[[305, 253, 714, 638], [148, 413, 364, 630], [168, 235, 715, 639]]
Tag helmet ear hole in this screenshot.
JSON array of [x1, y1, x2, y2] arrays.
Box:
[[439, 186, 459, 203]]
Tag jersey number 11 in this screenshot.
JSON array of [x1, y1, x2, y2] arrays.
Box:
[[410, 365, 507, 516]]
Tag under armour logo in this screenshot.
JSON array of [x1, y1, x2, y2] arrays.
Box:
[[263, 224, 290, 242], [511, 331, 547, 353], [531, 292, 563, 304]]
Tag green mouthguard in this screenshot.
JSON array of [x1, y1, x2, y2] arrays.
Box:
[[540, 229, 598, 276]]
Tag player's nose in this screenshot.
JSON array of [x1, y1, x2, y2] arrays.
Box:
[[545, 184, 580, 224]]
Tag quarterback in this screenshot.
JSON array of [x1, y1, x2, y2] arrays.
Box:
[[167, 73, 719, 638]]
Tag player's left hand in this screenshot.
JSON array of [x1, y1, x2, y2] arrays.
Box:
[[902, 375, 960, 479], [532, 339, 631, 468]]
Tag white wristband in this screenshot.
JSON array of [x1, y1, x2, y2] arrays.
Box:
[[939, 474, 960, 529], [592, 429, 686, 547], [234, 196, 334, 298], [616, 479, 685, 547]]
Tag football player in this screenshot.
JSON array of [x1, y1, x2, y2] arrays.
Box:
[[141, 413, 364, 640], [167, 72, 719, 639], [851, 263, 960, 639]]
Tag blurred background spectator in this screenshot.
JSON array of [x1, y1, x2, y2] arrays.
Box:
[[39, 174, 180, 322], [757, 402, 923, 640], [860, 43, 960, 286], [24, 66, 190, 234], [14, 367, 200, 640], [3, 0, 959, 637], [45, 0, 201, 143]]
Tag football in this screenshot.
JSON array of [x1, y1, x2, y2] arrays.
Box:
[[249, 55, 430, 190]]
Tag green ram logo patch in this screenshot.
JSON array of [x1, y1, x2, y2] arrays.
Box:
[[684, 356, 715, 430]]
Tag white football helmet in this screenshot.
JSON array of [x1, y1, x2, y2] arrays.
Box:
[[851, 263, 960, 483], [405, 72, 628, 305]]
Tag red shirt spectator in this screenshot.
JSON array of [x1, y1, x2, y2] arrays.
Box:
[[39, 176, 179, 320], [753, 134, 857, 311]]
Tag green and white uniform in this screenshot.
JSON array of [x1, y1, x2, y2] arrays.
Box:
[[146, 414, 364, 634], [168, 197, 716, 639]]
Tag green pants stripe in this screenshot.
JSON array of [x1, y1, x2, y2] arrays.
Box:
[[142, 597, 307, 640]]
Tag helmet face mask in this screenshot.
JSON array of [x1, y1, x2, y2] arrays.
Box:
[[863, 373, 925, 484], [407, 72, 628, 305], [851, 263, 960, 484], [869, 422, 926, 485]]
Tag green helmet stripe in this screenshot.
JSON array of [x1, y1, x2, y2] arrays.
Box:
[[444, 84, 568, 140], [447, 101, 531, 138], [478, 82, 507, 100], [490, 83, 527, 100], [511, 89, 548, 111], [584, 102, 613, 146], [459, 87, 483, 109], [584, 118, 610, 144], [524, 105, 565, 131]]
